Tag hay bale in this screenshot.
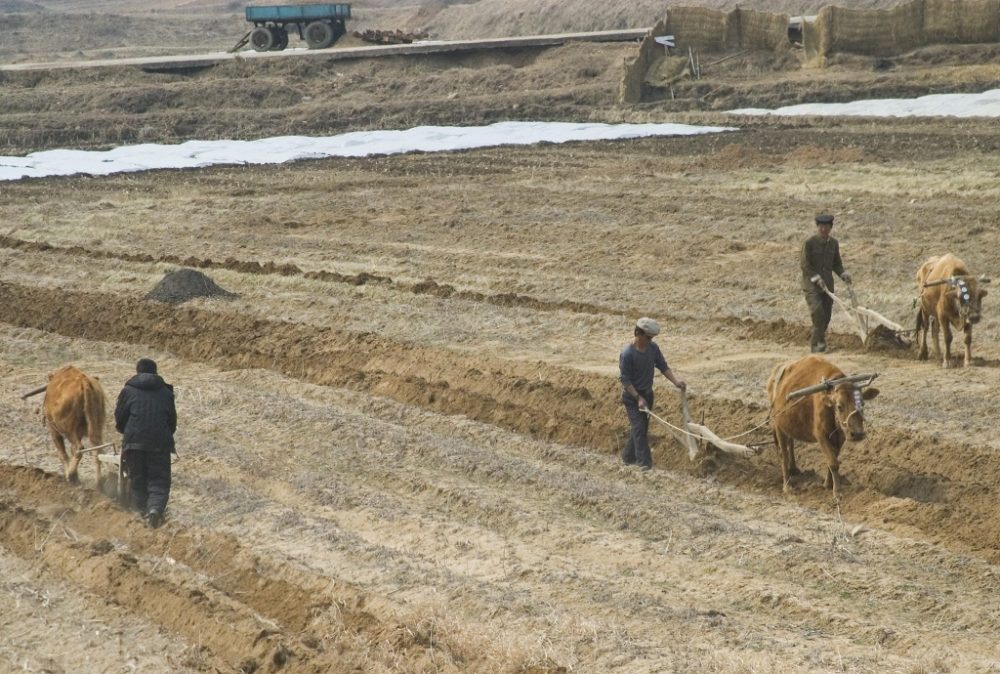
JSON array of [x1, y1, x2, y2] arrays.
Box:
[[923, 0, 1000, 44], [827, 0, 925, 57], [621, 7, 789, 103], [728, 9, 790, 51], [808, 0, 1000, 63], [619, 22, 662, 104], [145, 268, 238, 305], [664, 6, 728, 52]]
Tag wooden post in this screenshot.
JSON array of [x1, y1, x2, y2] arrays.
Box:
[[680, 390, 699, 461]]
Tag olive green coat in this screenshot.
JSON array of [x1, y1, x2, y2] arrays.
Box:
[[800, 234, 845, 292]]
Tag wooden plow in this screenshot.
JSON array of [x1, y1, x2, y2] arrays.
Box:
[[84, 442, 132, 507], [645, 391, 766, 461], [819, 281, 908, 348]]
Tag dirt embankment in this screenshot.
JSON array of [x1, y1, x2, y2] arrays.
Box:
[[3, 37, 1000, 155], [0, 42, 626, 153]]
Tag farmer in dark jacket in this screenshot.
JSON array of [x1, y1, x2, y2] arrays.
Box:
[[115, 358, 176, 529], [619, 317, 686, 471]]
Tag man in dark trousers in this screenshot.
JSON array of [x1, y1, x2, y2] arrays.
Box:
[[115, 358, 176, 528], [619, 317, 686, 471], [801, 213, 853, 353]]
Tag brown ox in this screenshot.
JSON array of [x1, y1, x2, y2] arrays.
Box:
[[41, 366, 107, 484], [766, 355, 879, 499], [916, 254, 988, 368]]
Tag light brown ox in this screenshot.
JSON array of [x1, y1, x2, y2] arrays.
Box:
[[40, 366, 107, 484], [916, 254, 988, 368], [766, 355, 879, 499]]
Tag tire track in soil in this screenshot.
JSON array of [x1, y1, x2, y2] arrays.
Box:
[[2, 280, 1000, 563], [0, 463, 544, 674]]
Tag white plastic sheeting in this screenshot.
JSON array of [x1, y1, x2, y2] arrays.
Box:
[[729, 88, 1000, 118], [0, 121, 735, 182]]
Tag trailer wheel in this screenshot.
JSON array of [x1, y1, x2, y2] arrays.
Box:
[[305, 21, 335, 49], [271, 26, 289, 51], [250, 26, 275, 52]]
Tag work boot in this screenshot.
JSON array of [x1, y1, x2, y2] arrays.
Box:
[[144, 509, 163, 529]]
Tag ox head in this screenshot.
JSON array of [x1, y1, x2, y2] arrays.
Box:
[[948, 277, 988, 325], [826, 384, 880, 441]]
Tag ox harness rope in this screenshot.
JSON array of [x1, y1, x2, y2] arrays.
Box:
[[641, 390, 812, 452]]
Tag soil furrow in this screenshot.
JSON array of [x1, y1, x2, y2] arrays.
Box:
[[0, 462, 510, 673], [3, 280, 1000, 564]]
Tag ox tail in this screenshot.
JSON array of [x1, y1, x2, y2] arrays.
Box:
[[82, 379, 106, 446]]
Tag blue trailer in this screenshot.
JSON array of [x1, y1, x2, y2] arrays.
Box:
[[240, 4, 352, 51]]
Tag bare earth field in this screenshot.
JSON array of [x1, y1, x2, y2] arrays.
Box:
[[2, 13, 1000, 674]]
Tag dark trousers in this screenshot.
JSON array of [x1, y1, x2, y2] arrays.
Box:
[[621, 390, 654, 468], [124, 450, 172, 515], [805, 290, 833, 349]]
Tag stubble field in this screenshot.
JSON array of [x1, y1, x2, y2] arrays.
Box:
[[1, 21, 1000, 674]]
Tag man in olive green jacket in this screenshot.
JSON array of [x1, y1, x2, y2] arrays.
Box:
[[801, 214, 852, 352]]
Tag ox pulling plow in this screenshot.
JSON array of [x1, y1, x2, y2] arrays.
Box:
[[21, 383, 131, 506], [643, 370, 878, 463]]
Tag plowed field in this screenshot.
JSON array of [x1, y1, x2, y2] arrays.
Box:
[[2, 36, 1000, 674]]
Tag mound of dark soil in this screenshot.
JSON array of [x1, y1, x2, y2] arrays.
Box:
[[865, 324, 911, 352], [145, 268, 237, 305]]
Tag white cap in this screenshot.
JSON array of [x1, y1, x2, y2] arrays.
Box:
[[636, 317, 661, 336]]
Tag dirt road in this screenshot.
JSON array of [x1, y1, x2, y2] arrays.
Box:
[[1, 32, 1000, 673]]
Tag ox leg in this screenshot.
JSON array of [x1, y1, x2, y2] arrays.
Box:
[[941, 320, 953, 369], [65, 436, 83, 484], [787, 444, 801, 477], [819, 439, 842, 500], [48, 427, 71, 478], [930, 316, 942, 364], [917, 311, 929, 360], [964, 323, 974, 367], [775, 432, 795, 494]]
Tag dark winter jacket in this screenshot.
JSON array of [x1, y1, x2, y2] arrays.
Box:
[[114, 373, 177, 453]]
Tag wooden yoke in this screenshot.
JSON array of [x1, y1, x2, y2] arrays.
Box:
[[923, 274, 992, 288], [785, 373, 878, 401], [21, 385, 47, 400]]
